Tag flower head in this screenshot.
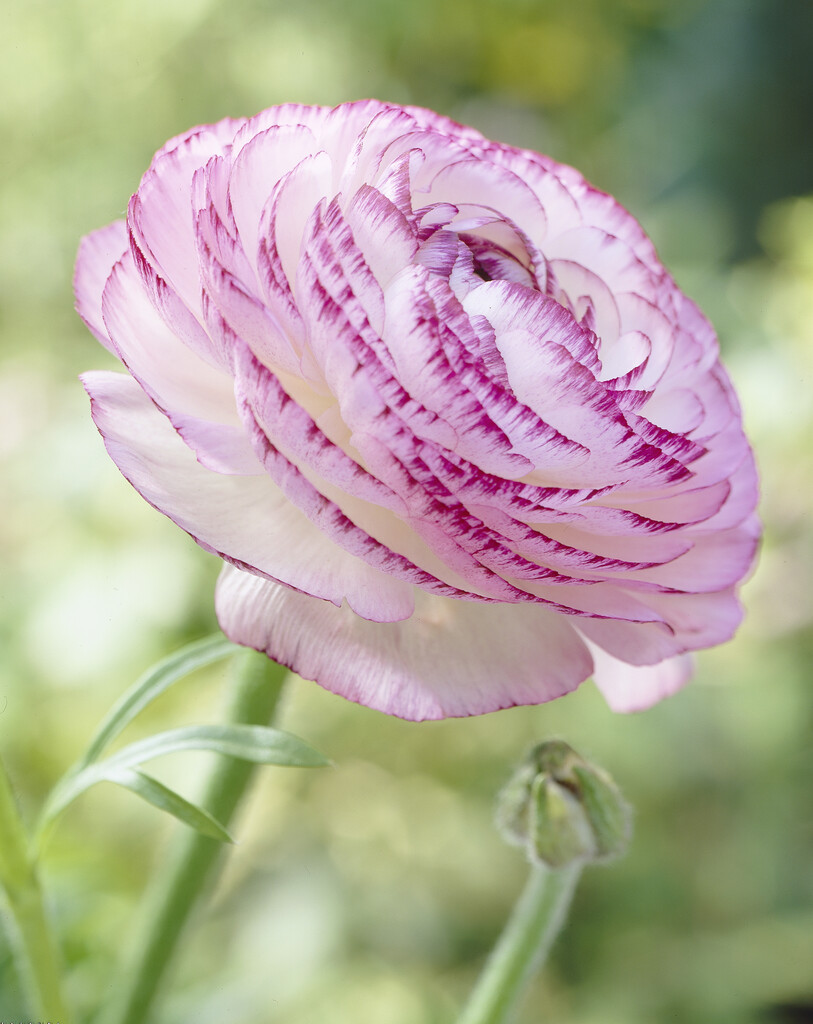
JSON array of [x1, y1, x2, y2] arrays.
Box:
[[76, 101, 759, 720]]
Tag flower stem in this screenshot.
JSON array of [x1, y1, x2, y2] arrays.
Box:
[[0, 753, 70, 1022], [98, 649, 289, 1024], [457, 862, 582, 1024]]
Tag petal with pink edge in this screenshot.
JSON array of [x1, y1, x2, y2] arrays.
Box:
[[82, 371, 416, 623], [215, 564, 594, 720], [74, 221, 129, 352]]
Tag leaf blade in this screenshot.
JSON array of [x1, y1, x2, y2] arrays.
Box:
[[105, 767, 235, 843], [103, 724, 330, 772], [39, 724, 329, 833], [80, 634, 239, 767]]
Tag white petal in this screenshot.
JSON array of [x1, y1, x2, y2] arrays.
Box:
[[216, 565, 594, 721], [585, 638, 693, 712], [83, 371, 415, 622]]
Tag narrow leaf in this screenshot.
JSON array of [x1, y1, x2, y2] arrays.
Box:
[[80, 634, 239, 767], [40, 725, 328, 829], [105, 767, 235, 842], [103, 724, 330, 772]]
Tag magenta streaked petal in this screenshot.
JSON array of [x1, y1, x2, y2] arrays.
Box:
[[526, 521, 694, 568], [372, 146, 426, 221], [198, 235, 303, 377], [338, 106, 428, 198], [386, 270, 590, 477], [101, 251, 238, 425], [192, 173, 255, 291], [127, 122, 240, 318], [216, 566, 594, 720], [612, 525, 760, 593], [129, 233, 233, 373], [344, 184, 420, 291], [234, 362, 497, 602], [234, 344, 407, 515], [465, 279, 602, 374], [596, 478, 732, 529], [83, 371, 417, 622], [258, 150, 334, 295]]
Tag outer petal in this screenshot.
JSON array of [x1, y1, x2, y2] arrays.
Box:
[[82, 370, 416, 622], [585, 638, 693, 713], [127, 120, 242, 319], [74, 221, 129, 351], [215, 564, 594, 720]]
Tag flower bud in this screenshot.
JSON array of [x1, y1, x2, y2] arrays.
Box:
[[496, 740, 632, 869]]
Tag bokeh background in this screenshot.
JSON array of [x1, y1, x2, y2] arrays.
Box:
[[2, 0, 812, 1021]]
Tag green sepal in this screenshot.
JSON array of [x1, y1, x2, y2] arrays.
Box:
[[528, 776, 595, 869], [496, 739, 632, 869], [571, 763, 632, 862]]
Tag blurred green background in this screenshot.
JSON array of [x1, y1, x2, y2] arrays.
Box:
[[2, 0, 812, 1021]]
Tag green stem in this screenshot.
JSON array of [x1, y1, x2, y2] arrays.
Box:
[[98, 650, 289, 1024], [457, 862, 582, 1024], [0, 754, 70, 1022]]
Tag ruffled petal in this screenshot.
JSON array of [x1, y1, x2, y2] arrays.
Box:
[[74, 221, 129, 351], [216, 564, 594, 720], [586, 639, 693, 713], [82, 371, 417, 622]]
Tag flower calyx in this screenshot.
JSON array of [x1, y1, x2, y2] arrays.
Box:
[[496, 739, 632, 869]]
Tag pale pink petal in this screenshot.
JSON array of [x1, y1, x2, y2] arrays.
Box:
[[228, 124, 320, 278], [586, 638, 693, 713], [82, 371, 417, 622], [544, 226, 660, 302], [617, 525, 760, 592], [74, 221, 128, 351], [216, 565, 594, 721], [422, 158, 548, 243]]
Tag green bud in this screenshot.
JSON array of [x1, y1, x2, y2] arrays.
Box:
[[496, 740, 632, 869]]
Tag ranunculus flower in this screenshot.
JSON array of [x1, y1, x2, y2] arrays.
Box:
[[76, 100, 759, 720]]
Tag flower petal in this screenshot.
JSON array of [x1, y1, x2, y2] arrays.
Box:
[[586, 639, 693, 713], [74, 221, 128, 351], [82, 371, 417, 622], [216, 564, 594, 720]]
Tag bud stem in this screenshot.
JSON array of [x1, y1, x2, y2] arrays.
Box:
[[457, 862, 582, 1024], [0, 753, 70, 1022]]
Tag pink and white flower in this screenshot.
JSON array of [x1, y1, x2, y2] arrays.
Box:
[[76, 100, 759, 720]]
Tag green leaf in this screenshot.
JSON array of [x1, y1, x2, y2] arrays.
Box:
[[79, 634, 239, 768], [104, 767, 235, 843], [40, 724, 328, 830], [103, 723, 330, 771]]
